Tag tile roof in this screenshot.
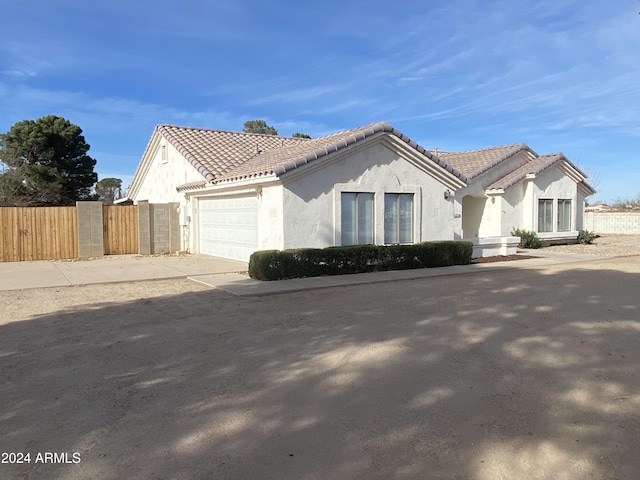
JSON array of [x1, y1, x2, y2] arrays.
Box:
[[215, 121, 465, 183], [155, 122, 592, 195], [176, 180, 207, 192], [486, 154, 565, 191], [435, 144, 533, 179], [163, 121, 467, 187], [157, 125, 309, 182]]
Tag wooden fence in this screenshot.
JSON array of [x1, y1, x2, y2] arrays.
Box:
[[0, 202, 139, 262], [103, 205, 139, 255], [0, 207, 78, 262]]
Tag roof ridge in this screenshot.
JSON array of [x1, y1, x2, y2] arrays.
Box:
[[486, 154, 565, 191], [216, 121, 468, 185], [156, 124, 312, 140], [439, 142, 527, 155]]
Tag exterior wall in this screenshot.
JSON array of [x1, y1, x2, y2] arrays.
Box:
[[134, 139, 203, 205], [132, 137, 207, 252], [576, 191, 587, 231], [458, 151, 530, 239], [521, 179, 536, 231], [479, 195, 503, 237], [501, 182, 526, 236], [280, 141, 457, 249], [584, 212, 640, 234], [462, 161, 586, 242], [528, 167, 580, 240], [257, 184, 284, 250], [461, 196, 486, 238]]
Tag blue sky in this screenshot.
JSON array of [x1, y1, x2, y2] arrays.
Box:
[[1, 0, 638, 203]]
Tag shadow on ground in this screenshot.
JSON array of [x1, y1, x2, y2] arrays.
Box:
[[1, 258, 639, 479]]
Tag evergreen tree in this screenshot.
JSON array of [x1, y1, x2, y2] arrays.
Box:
[[0, 115, 98, 206]]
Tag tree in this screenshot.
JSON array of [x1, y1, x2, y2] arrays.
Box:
[[292, 132, 312, 139], [95, 177, 122, 205], [243, 120, 278, 135], [610, 194, 640, 211], [0, 115, 98, 206]]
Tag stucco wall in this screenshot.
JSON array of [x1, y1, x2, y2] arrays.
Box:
[[458, 151, 530, 239], [501, 182, 526, 236], [257, 184, 284, 250], [279, 141, 457, 249], [132, 137, 206, 251], [461, 162, 585, 240], [529, 167, 579, 238], [133, 138, 202, 207]]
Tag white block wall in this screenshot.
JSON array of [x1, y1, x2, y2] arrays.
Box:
[[584, 213, 640, 234]]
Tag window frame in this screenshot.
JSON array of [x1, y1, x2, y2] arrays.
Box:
[[384, 193, 414, 244], [341, 192, 375, 245], [537, 198, 554, 233], [557, 199, 572, 232]]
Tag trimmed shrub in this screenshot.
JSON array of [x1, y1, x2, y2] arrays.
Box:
[[578, 230, 598, 244], [511, 228, 542, 249], [248, 241, 473, 281]]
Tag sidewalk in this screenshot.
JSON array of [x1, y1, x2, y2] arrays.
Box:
[[191, 250, 607, 296], [0, 251, 608, 296], [0, 254, 247, 291]]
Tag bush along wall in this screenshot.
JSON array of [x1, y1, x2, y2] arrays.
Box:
[[248, 241, 473, 281]]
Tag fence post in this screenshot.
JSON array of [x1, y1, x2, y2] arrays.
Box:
[[169, 202, 181, 253], [138, 200, 152, 255], [76, 201, 104, 258]]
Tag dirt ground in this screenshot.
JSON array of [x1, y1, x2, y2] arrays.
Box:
[[1, 256, 639, 480]]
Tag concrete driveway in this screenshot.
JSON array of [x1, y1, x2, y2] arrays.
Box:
[[1, 255, 639, 479]]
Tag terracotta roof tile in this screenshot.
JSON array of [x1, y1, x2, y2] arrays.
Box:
[[218, 122, 394, 182], [176, 180, 207, 192], [485, 154, 596, 194], [158, 123, 592, 195], [157, 125, 309, 182], [486, 154, 564, 191], [436, 144, 532, 179], [161, 121, 467, 185]]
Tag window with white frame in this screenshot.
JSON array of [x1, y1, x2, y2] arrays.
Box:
[[384, 193, 414, 244], [538, 199, 553, 232], [341, 192, 374, 245], [557, 199, 572, 232]]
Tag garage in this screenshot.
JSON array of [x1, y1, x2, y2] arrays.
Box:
[[197, 195, 258, 262]]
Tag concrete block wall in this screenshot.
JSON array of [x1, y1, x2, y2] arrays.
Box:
[[138, 201, 181, 254], [137, 201, 152, 255], [584, 212, 640, 234], [76, 201, 104, 258]]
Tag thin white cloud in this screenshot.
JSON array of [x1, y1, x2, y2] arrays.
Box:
[[1, 70, 36, 78], [248, 85, 347, 106]]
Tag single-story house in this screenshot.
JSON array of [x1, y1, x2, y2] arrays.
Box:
[[126, 122, 595, 261]]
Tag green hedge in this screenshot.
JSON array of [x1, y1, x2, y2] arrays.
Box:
[[248, 241, 473, 281]]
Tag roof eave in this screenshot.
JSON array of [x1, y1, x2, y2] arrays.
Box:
[[127, 129, 163, 200], [272, 122, 395, 177], [273, 122, 469, 186], [578, 181, 596, 196]]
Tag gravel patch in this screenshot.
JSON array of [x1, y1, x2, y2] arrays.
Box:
[[541, 234, 640, 256]]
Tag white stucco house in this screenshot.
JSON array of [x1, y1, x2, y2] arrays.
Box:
[[125, 122, 595, 262]]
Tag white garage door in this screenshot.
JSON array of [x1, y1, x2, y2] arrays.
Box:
[[198, 195, 258, 262]]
